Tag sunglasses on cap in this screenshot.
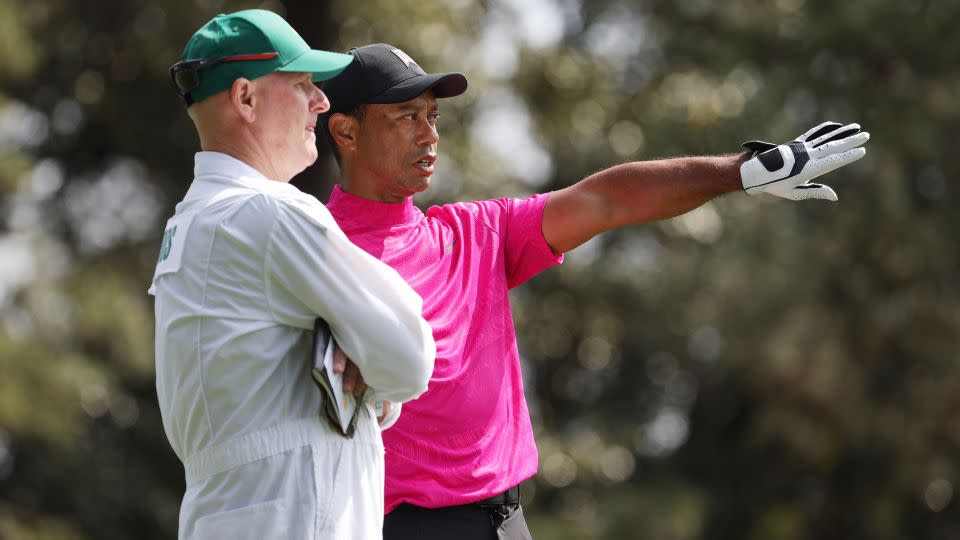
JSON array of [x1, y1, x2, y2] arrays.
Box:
[[169, 52, 279, 105]]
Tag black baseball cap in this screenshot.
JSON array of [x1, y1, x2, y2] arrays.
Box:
[[321, 43, 467, 115]]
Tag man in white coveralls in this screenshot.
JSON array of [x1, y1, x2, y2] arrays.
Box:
[[149, 10, 435, 539]]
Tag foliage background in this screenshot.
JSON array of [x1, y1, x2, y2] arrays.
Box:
[[0, 0, 957, 538]]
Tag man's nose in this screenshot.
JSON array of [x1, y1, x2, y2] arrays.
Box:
[[419, 119, 439, 146], [311, 87, 330, 114]]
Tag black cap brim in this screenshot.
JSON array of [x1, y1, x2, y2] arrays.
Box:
[[369, 72, 468, 104]]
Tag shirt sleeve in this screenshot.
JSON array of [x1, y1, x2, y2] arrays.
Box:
[[264, 196, 436, 403], [475, 193, 564, 289]]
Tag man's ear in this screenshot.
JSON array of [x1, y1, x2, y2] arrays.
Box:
[[229, 78, 256, 123], [328, 113, 359, 154]]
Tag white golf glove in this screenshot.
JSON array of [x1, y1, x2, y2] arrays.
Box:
[[739, 121, 870, 201]]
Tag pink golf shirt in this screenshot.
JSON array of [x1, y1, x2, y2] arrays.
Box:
[[326, 185, 563, 513]]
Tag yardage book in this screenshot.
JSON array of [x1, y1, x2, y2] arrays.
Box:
[[311, 318, 366, 438]]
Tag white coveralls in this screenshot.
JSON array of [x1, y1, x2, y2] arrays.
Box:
[[149, 152, 435, 539]]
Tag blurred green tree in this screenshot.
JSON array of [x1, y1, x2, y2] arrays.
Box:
[[0, 0, 957, 539]]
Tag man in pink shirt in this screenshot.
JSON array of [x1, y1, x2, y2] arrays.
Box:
[[320, 43, 869, 539]]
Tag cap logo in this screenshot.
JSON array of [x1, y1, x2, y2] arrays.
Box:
[[390, 48, 426, 75]]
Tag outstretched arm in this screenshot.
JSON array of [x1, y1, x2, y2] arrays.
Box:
[[542, 121, 869, 254], [543, 153, 749, 253]]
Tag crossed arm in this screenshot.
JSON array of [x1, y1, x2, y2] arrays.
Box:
[[542, 153, 750, 253]]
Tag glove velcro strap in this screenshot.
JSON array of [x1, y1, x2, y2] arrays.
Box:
[[740, 142, 810, 194], [741, 139, 777, 153]]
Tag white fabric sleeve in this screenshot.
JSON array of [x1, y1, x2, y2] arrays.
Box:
[[265, 197, 435, 403]]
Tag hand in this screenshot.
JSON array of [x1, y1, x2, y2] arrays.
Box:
[[376, 400, 392, 424], [374, 400, 402, 430], [331, 345, 368, 397], [739, 121, 870, 201]]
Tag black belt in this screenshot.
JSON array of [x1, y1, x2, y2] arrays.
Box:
[[476, 484, 521, 507]]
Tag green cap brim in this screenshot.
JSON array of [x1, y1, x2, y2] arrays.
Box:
[[279, 49, 354, 82]]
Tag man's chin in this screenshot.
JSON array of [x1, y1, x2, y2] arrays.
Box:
[[409, 176, 431, 193], [282, 152, 317, 181], [303, 148, 319, 167]]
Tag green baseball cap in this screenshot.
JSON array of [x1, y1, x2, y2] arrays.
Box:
[[173, 9, 353, 104]]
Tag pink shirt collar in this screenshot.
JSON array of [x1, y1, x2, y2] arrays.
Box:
[[327, 184, 422, 230]]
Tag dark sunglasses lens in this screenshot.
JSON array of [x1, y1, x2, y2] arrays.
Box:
[[174, 67, 200, 94]]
